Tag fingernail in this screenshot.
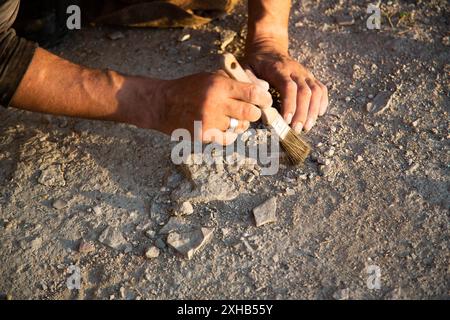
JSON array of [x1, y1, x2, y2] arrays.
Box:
[[304, 119, 316, 132], [285, 113, 293, 124], [293, 122, 303, 134]]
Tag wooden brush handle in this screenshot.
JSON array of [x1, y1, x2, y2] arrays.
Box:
[[221, 53, 279, 124], [222, 53, 253, 84]]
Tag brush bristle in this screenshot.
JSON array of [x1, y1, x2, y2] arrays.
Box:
[[280, 129, 311, 165]]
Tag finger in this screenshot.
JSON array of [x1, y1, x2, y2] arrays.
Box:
[[316, 80, 329, 116], [216, 70, 230, 78], [303, 79, 323, 132], [290, 76, 311, 133], [245, 69, 270, 91], [203, 128, 238, 146], [271, 73, 298, 124], [229, 81, 273, 109], [225, 100, 262, 122]]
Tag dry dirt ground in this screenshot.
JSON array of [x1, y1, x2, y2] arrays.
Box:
[[0, 0, 449, 300]]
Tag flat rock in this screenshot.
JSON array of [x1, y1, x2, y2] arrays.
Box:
[[52, 199, 67, 210], [107, 31, 124, 40], [174, 201, 194, 216], [253, 197, 277, 227], [145, 246, 160, 259], [98, 226, 128, 251], [159, 217, 190, 234], [166, 227, 214, 259], [367, 91, 394, 114]]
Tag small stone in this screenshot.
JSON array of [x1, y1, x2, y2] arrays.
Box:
[[159, 217, 189, 234], [176, 201, 194, 216], [92, 206, 102, 215], [179, 34, 191, 42], [324, 148, 335, 157], [119, 287, 126, 299], [98, 226, 128, 251], [78, 240, 95, 254], [286, 188, 295, 196], [345, 96, 351, 102], [145, 229, 156, 238], [367, 91, 394, 114], [166, 227, 214, 259], [107, 31, 124, 40], [253, 197, 277, 227], [355, 155, 364, 163], [298, 173, 308, 181], [52, 199, 67, 210], [318, 164, 332, 177], [145, 246, 160, 259]]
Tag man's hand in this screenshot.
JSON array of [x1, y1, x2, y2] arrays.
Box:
[[246, 0, 329, 133], [11, 49, 271, 146], [152, 71, 272, 145], [245, 44, 328, 133]]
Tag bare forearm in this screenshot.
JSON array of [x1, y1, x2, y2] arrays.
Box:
[[247, 0, 291, 53], [10, 48, 161, 128]]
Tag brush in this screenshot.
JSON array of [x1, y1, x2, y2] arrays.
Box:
[[221, 53, 311, 164]]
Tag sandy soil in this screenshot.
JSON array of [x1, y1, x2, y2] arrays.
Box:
[[0, 0, 449, 300]]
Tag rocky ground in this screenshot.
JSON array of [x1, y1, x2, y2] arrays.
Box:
[[0, 0, 449, 300]]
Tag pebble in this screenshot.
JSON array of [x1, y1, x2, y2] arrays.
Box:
[[92, 205, 102, 215], [355, 155, 364, 163], [318, 164, 332, 177], [145, 229, 156, 238], [253, 197, 277, 227], [52, 199, 67, 210], [177, 201, 194, 216], [324, 147, 335, 158], [159, 217, 189, 234], [145, 246, 160, 259], [285, 188, 295, 196], [367, 91, 394, 114], [107, 31, 125, 41], [179, 34, 191, 42], [167, 227, 214, 260], [98, 226, 128, 251]]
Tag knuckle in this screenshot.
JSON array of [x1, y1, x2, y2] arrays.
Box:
[[247, 85, 258, 102], [310, 84, 321, 95], [300, 86, 312, 98], [285, 80, 298, 92]]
